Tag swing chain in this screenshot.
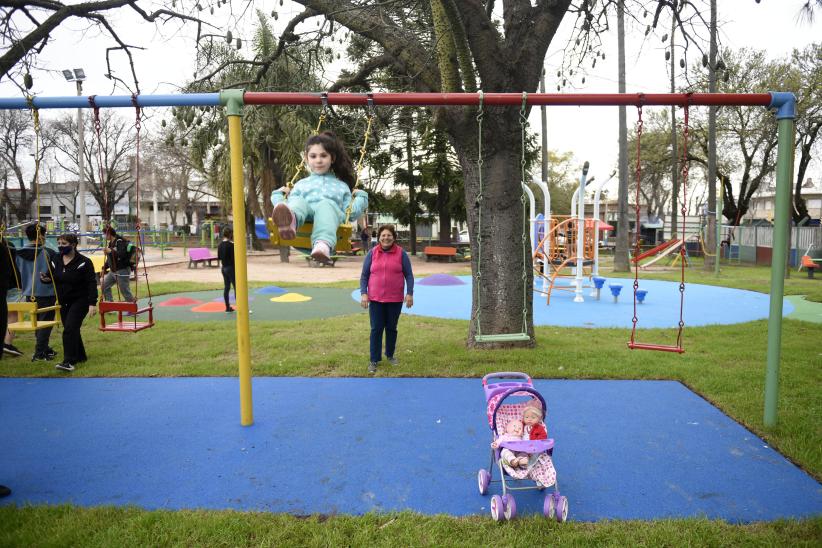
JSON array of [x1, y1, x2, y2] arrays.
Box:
[[475, 91, 484, 336], [345, 94, 375, 224], [519, 92, 529, 333], [631, 105, 643, 331]]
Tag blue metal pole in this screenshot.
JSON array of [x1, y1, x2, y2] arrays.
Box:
[[0, 93, 221, 110]]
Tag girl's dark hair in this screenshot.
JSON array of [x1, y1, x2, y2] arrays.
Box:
[[103, 225, 118, 238], [59, 233, 79, 247], [378, 224, 397, 240], [305, 131, 356, 189], [222, 226, 233, 239]]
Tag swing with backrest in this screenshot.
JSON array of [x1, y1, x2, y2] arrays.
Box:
[[267, 93, 374, 256], [6, 102, 62, 333], [91, 95, 155, 332], [628, 96, 688, 353]]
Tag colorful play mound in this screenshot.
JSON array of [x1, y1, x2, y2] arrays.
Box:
[[270, 293, 312, 303], [191, 302, 233, 313], [418, 273, 466, 286], [255, 286, 287, 294], [159, 297, 203, 307]]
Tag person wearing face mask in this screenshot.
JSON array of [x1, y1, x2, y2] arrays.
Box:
[[359, 224, 414, 374], [40, 233, 98, 372]]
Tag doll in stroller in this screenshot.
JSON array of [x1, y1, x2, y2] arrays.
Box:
[[476, 372, 569, 522]]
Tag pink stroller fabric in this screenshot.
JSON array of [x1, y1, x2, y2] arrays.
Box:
[[489, 399, 557, 488]]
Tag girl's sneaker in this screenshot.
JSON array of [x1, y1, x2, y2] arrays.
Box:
[[311, 240, 332, 264], [272, 203, 296, 239]]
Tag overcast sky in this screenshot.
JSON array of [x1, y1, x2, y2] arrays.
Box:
[[1, 1, 819, 195]]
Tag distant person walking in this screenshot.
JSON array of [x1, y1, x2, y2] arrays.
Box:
[[217, 227, 236, 312]]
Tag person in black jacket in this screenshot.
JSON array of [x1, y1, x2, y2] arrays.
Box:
[[0, 236, 15, 497], [41, 233, 98, 372], [216, 227, 235, 312], [101, 226, 135, 302]]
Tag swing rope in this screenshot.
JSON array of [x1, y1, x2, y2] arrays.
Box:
[[24, 96, 59, 310], [345, 94, 375, 224], [286, 92, 329, 190], [629, 98, 688, 353], [473, 91, 530, 344]]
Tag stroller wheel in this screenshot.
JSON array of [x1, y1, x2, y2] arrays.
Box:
[[502, 494, 517, 520], [544, 493, 555, 519], [556, 495, 569, 523], [477, 469, 490, 495], [490, 494, 504, 521]]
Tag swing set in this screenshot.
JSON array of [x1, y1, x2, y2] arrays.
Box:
[[0, 90, 796, 429]]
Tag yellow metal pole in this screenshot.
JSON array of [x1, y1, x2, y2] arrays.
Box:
[[222, 89, 253, 426]]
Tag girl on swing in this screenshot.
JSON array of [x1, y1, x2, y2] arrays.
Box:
[[270, 131, 369, 264]]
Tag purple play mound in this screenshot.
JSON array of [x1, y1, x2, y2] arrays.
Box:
[[254, 286, 286, 294], [418, 274, 466, 286]]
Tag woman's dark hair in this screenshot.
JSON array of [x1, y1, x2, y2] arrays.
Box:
[[25, 222, 44, 241], [222, 226, 233, 239], [103, 225, 118, 238], [59, 233, 79, 247], [305, 131, 356, 189], [378, 224, 397, 240]]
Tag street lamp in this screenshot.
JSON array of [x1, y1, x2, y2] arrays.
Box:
[[63, 68, 86, 240]]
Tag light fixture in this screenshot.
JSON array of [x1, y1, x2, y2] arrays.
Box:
[[62, 69, 74, 81], [73, 68, 86, 81]]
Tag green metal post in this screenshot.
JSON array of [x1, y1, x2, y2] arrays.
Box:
[[764, 93, 796, 428]]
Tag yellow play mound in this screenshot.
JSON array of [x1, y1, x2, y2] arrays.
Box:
[[270, 293, 312, 303]]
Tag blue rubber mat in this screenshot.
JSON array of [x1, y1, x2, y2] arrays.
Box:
[[1, 378, 819, 521], [352, 277, 795, 328]]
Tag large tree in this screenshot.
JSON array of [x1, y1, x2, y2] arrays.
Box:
[[0, 109, 55, 222]]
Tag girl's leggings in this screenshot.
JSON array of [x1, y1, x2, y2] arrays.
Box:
[[221, 266, 236, 309]]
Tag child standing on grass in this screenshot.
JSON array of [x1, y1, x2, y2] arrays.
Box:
[[270, 131, 368, 265], [217, 227, 235, 312]]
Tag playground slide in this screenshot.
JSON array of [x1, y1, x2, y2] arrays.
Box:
[[639, 239, 684, 268], [631, 238, 681, 263]]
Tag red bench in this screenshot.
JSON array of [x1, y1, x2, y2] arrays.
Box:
[[188, 247, 219, 268], [424, 246, 458, 262]]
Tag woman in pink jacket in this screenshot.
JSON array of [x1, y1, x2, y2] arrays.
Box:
[[359, 224, 414, 374]]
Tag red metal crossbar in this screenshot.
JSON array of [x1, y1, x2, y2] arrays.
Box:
[[243, 92, 772, 108]]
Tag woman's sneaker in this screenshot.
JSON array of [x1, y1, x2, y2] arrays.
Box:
[[387, 356, 399, 366], [55, 362, 75, 372], [311, 240, 332, 264], [272, 203, 296, 240], [368, 361, 378, 374], [3, 343, 22, 357]]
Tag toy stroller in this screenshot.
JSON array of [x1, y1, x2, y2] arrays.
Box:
[[476, 372, 569, 522]]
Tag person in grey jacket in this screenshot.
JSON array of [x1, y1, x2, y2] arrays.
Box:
[[14, 223, 58, 362]]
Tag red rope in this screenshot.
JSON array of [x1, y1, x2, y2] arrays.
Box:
[[628, 97, 688, 354]]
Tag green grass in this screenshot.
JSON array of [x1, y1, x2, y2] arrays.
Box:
[[0, 507, 820, 547], [1, 261, 820, 544]]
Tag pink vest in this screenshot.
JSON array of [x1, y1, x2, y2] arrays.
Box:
[[368, 245, 405, 302]]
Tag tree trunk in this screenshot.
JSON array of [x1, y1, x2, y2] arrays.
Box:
[[450, 116, 534, 348], [615, 0, 630, 271], [705, 0, 718, 271]]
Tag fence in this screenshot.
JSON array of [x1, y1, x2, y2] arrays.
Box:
[[727, 225, 822, 266]]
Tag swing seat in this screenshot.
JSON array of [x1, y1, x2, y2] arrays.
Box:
[[266, 219, 353, 252], [7, 301, 61, 332], [475, 333, 531, 343], [627, 342, 684, 354], [98, 300, 154, 332]]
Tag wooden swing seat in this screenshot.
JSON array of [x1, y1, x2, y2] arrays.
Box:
[[267, 219, 352, 252], [98, 300, 155, 332], [7, 301, 61, 332]]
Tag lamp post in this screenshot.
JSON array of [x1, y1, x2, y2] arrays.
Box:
[[62, 68, 86, 241]]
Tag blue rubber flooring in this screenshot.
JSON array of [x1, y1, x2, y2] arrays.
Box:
[[352, 277, 795, 328], [1, 377, 820, 522]]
